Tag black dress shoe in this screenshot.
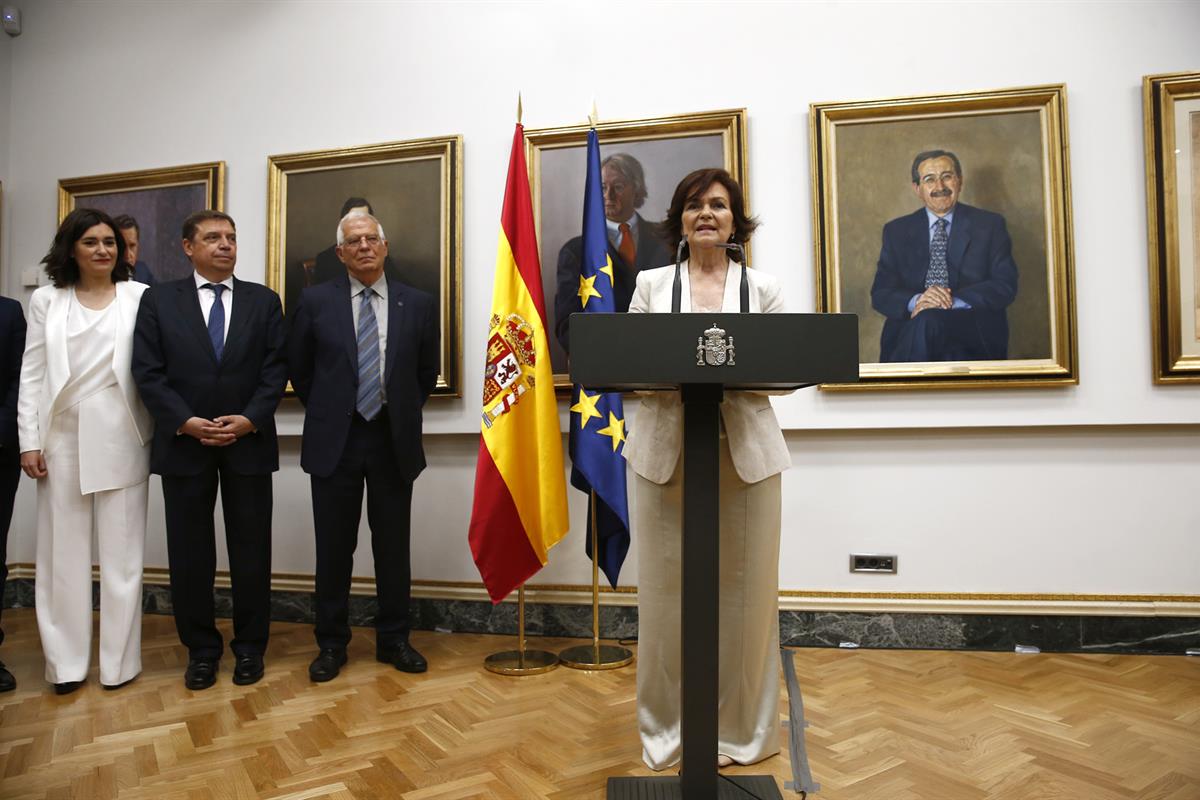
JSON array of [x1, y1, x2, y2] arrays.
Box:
[[309, 649, 347, 683], [0, 660, 14, 693], [184, 657, 219, 690], [53, 680, 84, 695], [376, 640, 427, 674], [232, 654, 264, 686], [102, 674, 139, 691]]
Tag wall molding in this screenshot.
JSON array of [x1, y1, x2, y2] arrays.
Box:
[[7, 564, 1197, 618]]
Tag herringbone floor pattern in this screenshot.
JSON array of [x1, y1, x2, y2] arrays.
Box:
[[0, 609, 1195, 799]]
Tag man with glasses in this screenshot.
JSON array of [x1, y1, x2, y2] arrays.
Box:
[[133, 210, 287, 690], [870, 149, 1019, 362], [553, 152, 672, 353], [287, 210, 439, 682]]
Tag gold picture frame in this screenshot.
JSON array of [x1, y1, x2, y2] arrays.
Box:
[[811, 85, 1078, 390], [1144, 71, 1200, 383], [58, 161, 225, 284], [526, 108, 748, 388], [266, 136, 463, 397]]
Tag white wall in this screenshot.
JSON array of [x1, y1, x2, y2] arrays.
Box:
[[3, 1, 1199, 600]]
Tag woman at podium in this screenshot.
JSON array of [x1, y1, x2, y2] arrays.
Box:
[[624, 168, 789, 770]]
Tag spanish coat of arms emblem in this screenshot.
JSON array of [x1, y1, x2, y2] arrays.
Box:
[[697, 324, 735, 367]]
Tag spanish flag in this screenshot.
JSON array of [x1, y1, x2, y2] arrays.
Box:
[[468, 123, 569, 603]]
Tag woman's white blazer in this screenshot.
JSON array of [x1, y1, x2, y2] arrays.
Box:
[[17, 281, 154, 477], [621, 261, 790, 485]]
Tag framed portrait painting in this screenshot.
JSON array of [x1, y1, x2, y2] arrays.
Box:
[[58, 161, 225, 284], [811, 85, 1078, 390], [526, 108, 748, 386], [1144, 71, 1200, 384], [266, 136, 463, 397]]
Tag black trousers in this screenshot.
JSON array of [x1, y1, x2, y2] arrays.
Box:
[[0, 461, 19, 649], [311, 412, 413, 652], [162, 463, 273, 659]]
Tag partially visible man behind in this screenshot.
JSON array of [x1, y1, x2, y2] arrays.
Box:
[[132, 210, 287, 690], [288, 210, 438, 683], [113, 214, 157, 287], [553, 152, 672, 353], [284, 197, 402, 313], [0, 294, 25, 692], [870, 149, 1018, 362]]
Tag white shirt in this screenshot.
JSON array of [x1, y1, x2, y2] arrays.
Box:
[[349, 274, 388, 400], [194, 271, 234, 345]]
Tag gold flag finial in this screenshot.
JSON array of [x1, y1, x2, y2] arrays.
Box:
[[517, 93, 523, 125], [588, 99, 598, 127]]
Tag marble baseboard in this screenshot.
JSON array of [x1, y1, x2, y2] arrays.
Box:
[[3, 578, 1197, 655]]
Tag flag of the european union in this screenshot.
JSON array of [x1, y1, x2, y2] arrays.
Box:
[[568, 129, 630, 588]]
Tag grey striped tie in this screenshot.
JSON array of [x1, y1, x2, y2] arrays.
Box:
[[926, 217, 949, 288], [356, 287, 382, 420]]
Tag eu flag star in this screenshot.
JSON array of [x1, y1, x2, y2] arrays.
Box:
[[596, 412, 626, 452], [577, 273, 602, 309], [598, 254, 614, 285], [570, 388, 603, 429]]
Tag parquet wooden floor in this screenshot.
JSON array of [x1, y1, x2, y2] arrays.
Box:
[[0, 609, 1196, 799]]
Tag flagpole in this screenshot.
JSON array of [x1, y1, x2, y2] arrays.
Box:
[[559, 492, 633, 670], [485, 584, 559, 675]]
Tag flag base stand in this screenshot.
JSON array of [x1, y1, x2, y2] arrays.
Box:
[[559, 491, 634, 671], [483, 585, 559, 676], [484, 648, 559, 676], [559, 642, 633, 670]]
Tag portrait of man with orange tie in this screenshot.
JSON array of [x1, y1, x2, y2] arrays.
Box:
[[553, 152, 673, 355]]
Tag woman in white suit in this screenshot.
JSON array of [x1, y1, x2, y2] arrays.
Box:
[[18, 208, 153, 694], [624, 168, 789, 771]]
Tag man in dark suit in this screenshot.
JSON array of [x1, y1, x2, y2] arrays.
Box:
[[870, 149, 1019, 362], [553, 152, 672, 353], [287, 210, 438, 682], [114, 214, 157, 287], [0, 296, 25, 692], [132, 210, 287, 690]]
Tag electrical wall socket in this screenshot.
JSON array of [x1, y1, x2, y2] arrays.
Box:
[[850, 553, 898, 574]]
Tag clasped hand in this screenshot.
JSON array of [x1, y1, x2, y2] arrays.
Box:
[[181, 415, 254, 446], [911, 286, 953, 318]]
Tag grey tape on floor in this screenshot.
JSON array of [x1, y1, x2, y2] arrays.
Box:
[[781, 648, 820, 796]]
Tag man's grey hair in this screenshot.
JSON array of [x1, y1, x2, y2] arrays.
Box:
[[336, 210, 387, 245], [601, 152, 648, 209]]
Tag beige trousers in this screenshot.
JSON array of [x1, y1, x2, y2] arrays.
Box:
[[633, 435, 782, 771], [35, 405, 147, 685]]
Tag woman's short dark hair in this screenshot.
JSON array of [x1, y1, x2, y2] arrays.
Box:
[[42, 207, 132, 288], [660, 167, 759, 263]]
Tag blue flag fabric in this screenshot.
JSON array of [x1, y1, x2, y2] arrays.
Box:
[[568, 129, 631, 588]]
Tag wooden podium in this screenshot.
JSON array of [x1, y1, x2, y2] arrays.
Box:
[[570, 312, 858, 800]]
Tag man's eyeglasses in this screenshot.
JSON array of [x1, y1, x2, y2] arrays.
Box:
[[343, 235, 382, 248]]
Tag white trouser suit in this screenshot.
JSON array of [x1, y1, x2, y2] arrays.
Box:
[[18, 283, 152, 685]]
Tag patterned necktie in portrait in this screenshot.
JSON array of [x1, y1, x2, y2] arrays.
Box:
[[205, 283, 226, 360], [618, 222, 636, 265], [356, 287, 383, 421], [926, 217, 949, 288]]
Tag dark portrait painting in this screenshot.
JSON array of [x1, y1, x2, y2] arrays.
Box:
[[58, 162, 225, 284], [528, 109, 747, 383], [812, 86, 1077, 389], [267, 137, 462, 396]]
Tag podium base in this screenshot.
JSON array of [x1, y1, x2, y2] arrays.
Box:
[[607, 775, 783, 799]]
